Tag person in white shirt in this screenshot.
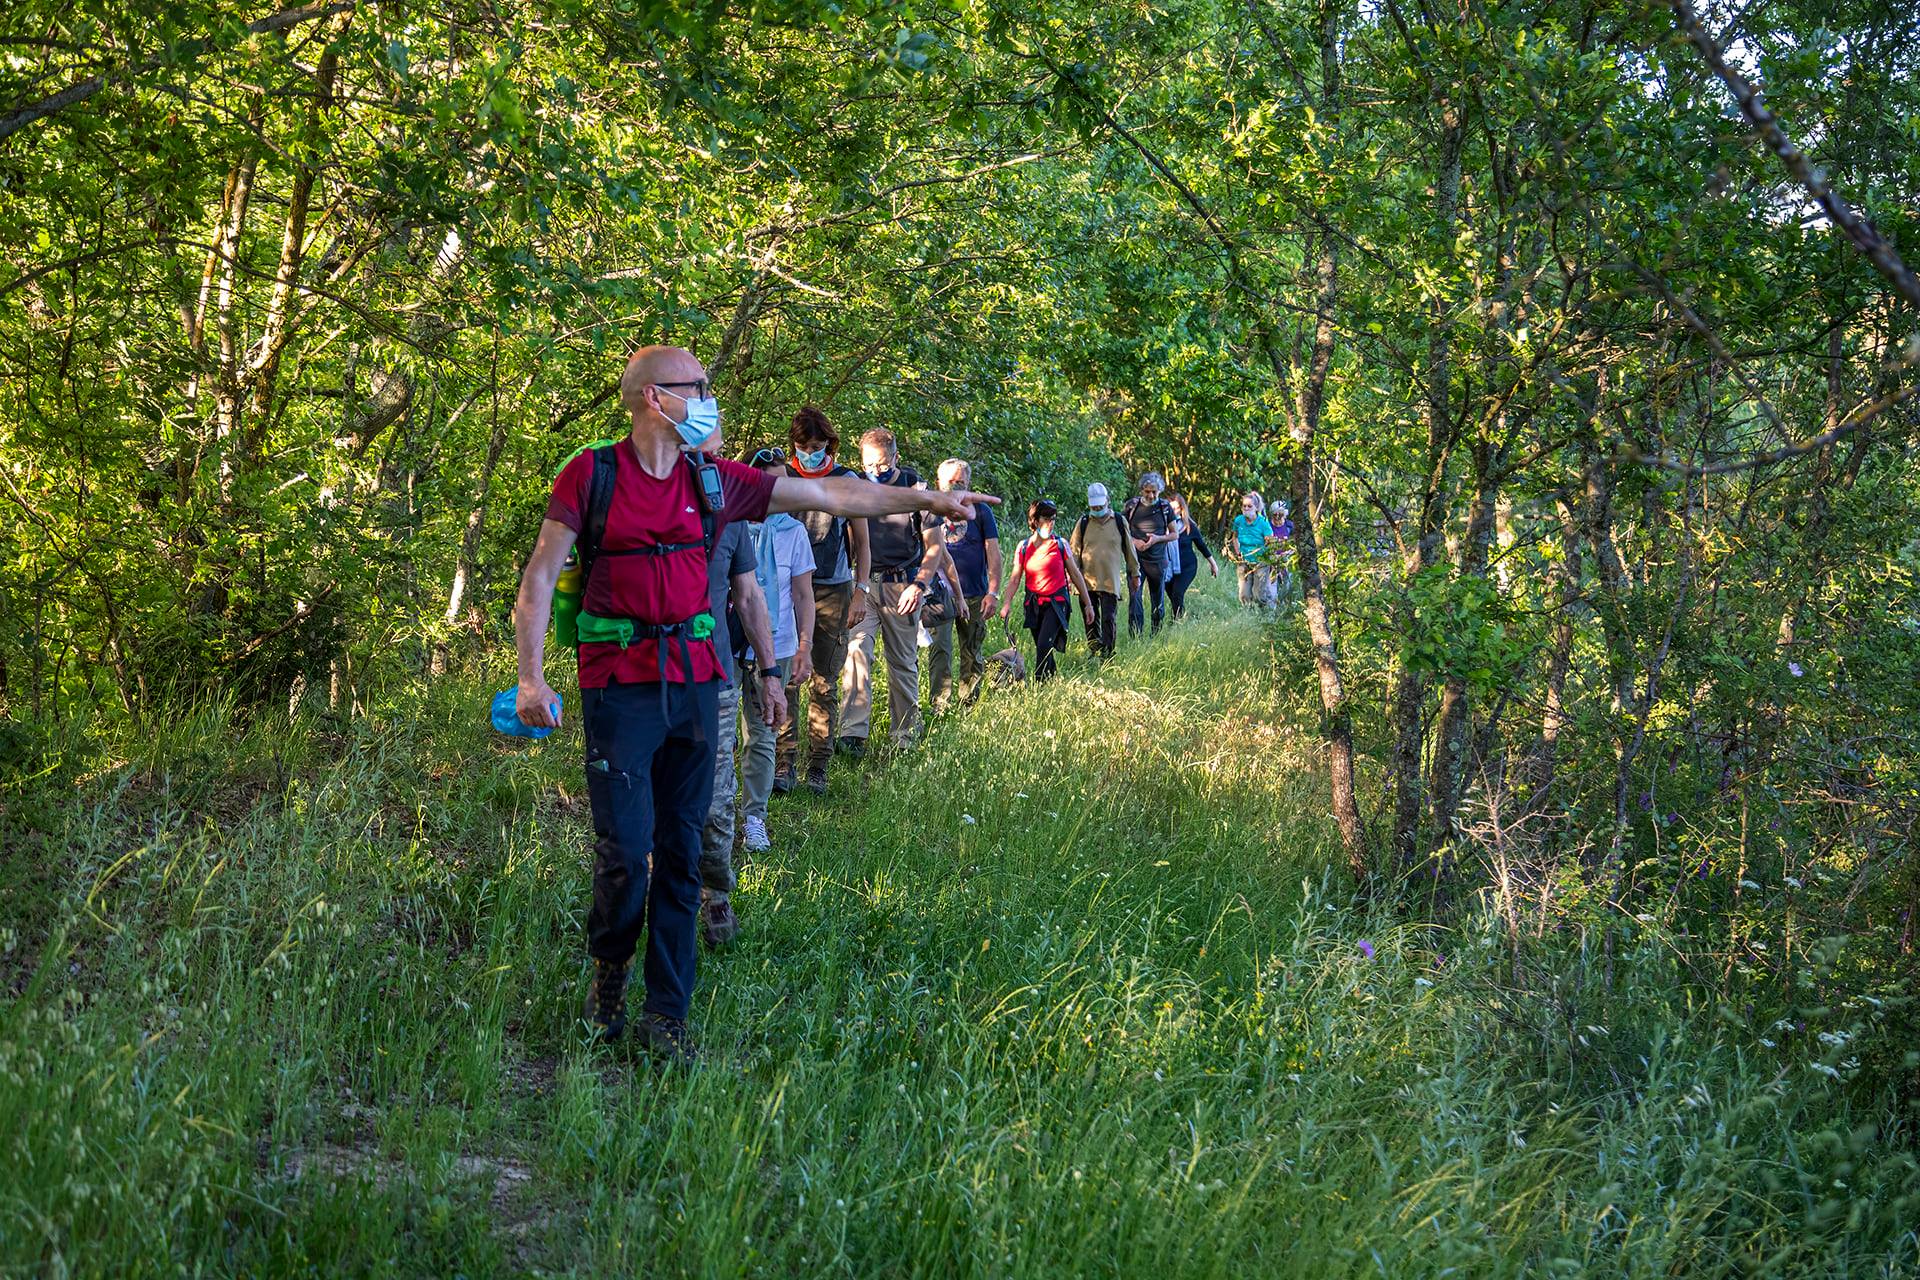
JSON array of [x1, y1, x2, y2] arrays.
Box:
[[739, 448, 817, 857]]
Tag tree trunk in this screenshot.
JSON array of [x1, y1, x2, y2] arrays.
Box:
[[1285, 0, 1365, 883], [1288, 241, 1364, 880], [249, 33, 343, 438], [1429, 424, 1498, 839], [1530, 492, 1584, 796], [210, 95, 265, 483], [447, 347, 512, 627], [1391, 104, 1465, 874]]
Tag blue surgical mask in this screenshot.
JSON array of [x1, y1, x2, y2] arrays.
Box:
[[795, 446, 828, 470], [657, 386, 720, 449]]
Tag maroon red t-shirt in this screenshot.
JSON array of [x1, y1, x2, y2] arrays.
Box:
[[546, 443, 776, 688]]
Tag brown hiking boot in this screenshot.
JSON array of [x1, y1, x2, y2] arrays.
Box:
[[638, 1013, 697, 1066], [584, 958, 628, 1043], [805, 763, 828, 796], [701, 897, 739, 948]]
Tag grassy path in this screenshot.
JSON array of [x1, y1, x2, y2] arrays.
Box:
[[3, 598, 1914, 1276]]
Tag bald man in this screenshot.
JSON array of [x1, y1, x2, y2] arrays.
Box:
[[514, 345, 996, 1061]]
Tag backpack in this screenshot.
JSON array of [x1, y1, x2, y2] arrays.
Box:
[[551, 442, 720, 647], [794, 462, 855, 577], [1070, 511, 1128, 552], [1123, 496, 1172, 556], [919, 573, 958, 625], [1017, 533, 1068, 584]]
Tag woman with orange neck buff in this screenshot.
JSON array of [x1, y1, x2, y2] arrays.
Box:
[[776, 407, 871, 795]]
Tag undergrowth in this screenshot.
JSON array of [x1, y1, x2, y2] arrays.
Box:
[[1, 591, 1915, 1277]]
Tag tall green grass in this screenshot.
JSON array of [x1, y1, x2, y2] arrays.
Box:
[[2, 590, 1915, 1276]]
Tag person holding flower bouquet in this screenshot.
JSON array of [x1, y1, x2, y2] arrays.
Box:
[[1229, 491, 1275, 610], [1265, 500, 1296, 606]]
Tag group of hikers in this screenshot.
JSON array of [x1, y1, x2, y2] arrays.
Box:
[[510, 345, 1296, 1062]]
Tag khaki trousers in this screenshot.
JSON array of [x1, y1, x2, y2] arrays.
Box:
[[777, 579, 853, 772], [740, 659, 784, 823], [839, 578, 923, 746], [928, 595, 989, 713], [699, 683, 741, 901]]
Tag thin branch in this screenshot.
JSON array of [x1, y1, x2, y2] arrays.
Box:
[[1635, 343, 1920, 474], [1672, 0, 1920, 311], [0, 2, 356, 144]]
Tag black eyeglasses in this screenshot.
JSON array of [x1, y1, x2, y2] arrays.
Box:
[[654, 379, 713, 399]]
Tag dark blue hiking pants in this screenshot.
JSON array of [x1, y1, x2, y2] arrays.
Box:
[[582, 678, 718, 1021]]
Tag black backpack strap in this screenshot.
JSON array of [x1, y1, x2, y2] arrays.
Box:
[[899, 468, 922, 543], [1072, 514, 1088, 546], [580, 444, 619, 583]]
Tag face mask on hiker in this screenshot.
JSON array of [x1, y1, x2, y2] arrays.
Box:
[[654, 380, 720, 449], [794, 444, 829, 470], [862, 445, 897, 482]]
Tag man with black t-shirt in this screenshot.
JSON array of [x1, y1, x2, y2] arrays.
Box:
[[928, 457, 1000, 712], [777, 406, 870, 795], [1125, 471, 1179, 637], [838, 427, 947, 753], [512, 347, 997, 1061]]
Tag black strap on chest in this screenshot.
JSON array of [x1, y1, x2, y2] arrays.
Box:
[[578, 444, 720, 589]]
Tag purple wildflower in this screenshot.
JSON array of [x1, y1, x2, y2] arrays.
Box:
[[1787, 661, 1804, 678], [1357, 940, 1376, 961]]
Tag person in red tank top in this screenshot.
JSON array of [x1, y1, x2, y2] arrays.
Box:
[[996, 499, 1093, 681], [511, 345, 1002, 1060]]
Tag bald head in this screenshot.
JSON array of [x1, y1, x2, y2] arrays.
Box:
[[619, 345, 707, 419]]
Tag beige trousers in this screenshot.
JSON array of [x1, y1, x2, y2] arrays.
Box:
[[838, 579, 924, 746]]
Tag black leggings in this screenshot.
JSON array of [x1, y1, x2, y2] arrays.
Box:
[[1025, 596, 1070, 681], [1167, 561, 1199, 619]]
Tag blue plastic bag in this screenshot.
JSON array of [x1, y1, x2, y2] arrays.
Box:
[[490, 688, 558, 739]]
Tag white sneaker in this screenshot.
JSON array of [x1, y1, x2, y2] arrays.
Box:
[[742, 814, 771, 853]]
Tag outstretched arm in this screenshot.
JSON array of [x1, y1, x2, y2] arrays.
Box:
[[770, 473, 997, 523], [514, 519, 578, 728]]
